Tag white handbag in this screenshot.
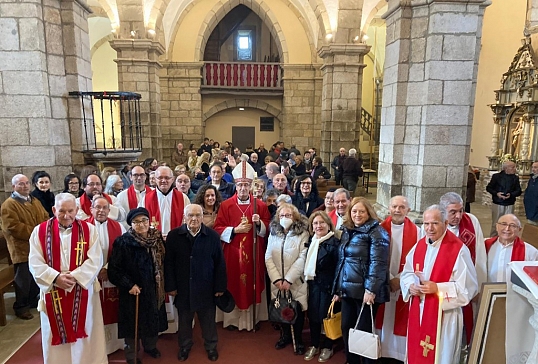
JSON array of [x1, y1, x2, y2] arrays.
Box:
[[348, 303, 381, 359]]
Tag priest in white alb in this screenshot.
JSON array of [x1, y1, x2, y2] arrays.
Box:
[[144, 165, 190, 333], [29, 193, 107, 364], [439, 192, 486, 344], [76, 173, 126, 222], [376, 196, 422, 362], [88, 195, 126, 354], [116, 165, 151, 227], [486, 214, 538, 283], [401, 205, 478, 364]]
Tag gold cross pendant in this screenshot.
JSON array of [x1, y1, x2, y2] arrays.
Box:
[[151, 216, 160, 229]]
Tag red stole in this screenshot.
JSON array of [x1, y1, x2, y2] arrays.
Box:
[[456, 213, 477, 345], [376, 217, 417, 336], [407, 232, 462, 364], [485, 236, 526, 261], [79, 193, 113, 219], [86, 218, 123, 325], [144, 188, 185, 232], [38, 218, 91, 345], [127, 185, 149, 210], [328, 209, 338, 227]]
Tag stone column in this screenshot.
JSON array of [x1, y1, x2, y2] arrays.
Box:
[[376, 0, 490, 214], [318, 44, 369, 167], [282, 64, 322, 154], [110, 39, 164, 161], [160, 62, 203, 164], [0, 0, 91, 198]]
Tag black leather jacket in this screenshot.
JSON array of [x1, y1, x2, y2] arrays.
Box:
[[332, 219, 390, 303], [486, 171, 521, 206]]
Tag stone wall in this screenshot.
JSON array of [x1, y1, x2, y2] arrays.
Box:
[[282, 64, 322, 155], [160, 62, 203, 163], [0, 0, 92, 199]]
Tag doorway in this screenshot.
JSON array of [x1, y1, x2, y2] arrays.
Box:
[[232, 126, 255, 153]]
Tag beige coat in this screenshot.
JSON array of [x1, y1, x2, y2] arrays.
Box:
[[1, 196, 49, 264], [265, 216, 309, 310]]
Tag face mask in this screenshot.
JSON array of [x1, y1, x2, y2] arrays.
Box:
[[279, 217, 293, 230]]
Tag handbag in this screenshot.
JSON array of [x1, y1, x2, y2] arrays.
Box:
[[348, 303, 380, 359], [323, 301, 342, 340], [269, 289, 298, 324], [268, 237, 298, 325]]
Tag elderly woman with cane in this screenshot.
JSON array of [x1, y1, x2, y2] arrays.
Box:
[[108, 207, 168, 364]]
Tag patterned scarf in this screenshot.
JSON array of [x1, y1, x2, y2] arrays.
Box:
[[129, 227, 166, 308]]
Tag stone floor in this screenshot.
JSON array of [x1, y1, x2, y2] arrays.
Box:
[[0, 182, 526, 363]]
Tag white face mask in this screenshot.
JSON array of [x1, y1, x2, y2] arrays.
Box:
[[279, 217, 293, 230]]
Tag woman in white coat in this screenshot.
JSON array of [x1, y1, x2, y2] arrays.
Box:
[[266, 203, 309, 355]]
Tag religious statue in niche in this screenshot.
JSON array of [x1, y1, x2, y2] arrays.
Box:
[[511, 117, 524, 156]]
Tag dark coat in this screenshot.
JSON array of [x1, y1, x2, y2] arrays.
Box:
[[466, 172, 477, 204], [331, 155, 346, 175], [486, 170, 522, 206], [292, 192, 324, 217], [31, 188, 55, 217], [332, 219, 390, 304], [292, 162, 307, 176], [206, 179, 236, 200], [342, 156, 363, 180], [108, 232, 168, 339], [525, 175, 538, 221], [164, 224, 227, 311], [306, 235, 340, 323], [312, 165, 331, 180]]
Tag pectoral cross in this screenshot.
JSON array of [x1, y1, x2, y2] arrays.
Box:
[[75, 241, 87, 266], [151, 216, 160, 229], [420, 335, 434, 357], [51, 289, 62, 314]]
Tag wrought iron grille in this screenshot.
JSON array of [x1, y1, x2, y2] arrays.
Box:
[[69, 91, 142, 153]]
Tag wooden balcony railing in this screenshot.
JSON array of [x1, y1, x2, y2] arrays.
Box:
[[202, 62, 283, 90]]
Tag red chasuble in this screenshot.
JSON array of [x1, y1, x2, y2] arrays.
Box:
[[485, 236, 526, 261], [87, 217, 123, 325], [376, 216, 417, 336], [407, 231, 462, 364], [213, 194, 271, 310], [38, 218, 91, 345], [79, 193, 113, 219], [127, 185, 150, 210], [144, 188, 185, 233]]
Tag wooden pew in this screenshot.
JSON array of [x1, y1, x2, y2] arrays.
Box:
[[0, 265, 14, 326]]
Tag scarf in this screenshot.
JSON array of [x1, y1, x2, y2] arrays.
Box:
[[304, 231, 334, 280], [129, 228, 166, 308], [127, 185, 150, 210]]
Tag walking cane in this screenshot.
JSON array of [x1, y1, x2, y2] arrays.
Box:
[[134, 293, 140, 363]]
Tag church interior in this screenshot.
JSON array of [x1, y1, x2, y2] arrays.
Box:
[[1, 0, 538, 362]]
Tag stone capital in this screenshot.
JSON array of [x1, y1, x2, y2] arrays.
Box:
[[110, 39, 165, 56], [317, 43, 370, 59]]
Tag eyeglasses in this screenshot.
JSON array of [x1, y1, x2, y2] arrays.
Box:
[[279, 213, 293, 218], [68, 182, 79, 185], [301, 182, 312, 185], [156, 176, 173, 181], [496, 222, 520, 230], [132, 218, 149, 225], [86, 182, 101, 187], [132, 173, 145, 178], [16, 181, 30, 186]]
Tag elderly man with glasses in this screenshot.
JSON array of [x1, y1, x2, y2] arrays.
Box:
[[485, 214, 538, 283], [116, 166, 151, 226], [76, 173, 126, 223]]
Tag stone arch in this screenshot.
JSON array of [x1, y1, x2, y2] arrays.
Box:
[[89, 0, 119, 25], [306, 0, 331, 40], [166, 0, 317, 63], [91, 34, 114, 57], [202, 99, 282, 125], [362, 0, 386, 33]]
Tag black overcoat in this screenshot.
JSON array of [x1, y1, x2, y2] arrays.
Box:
[[306, 234, 340, 323], [108, 232, 168, 339], [164, 224, 227, 311]]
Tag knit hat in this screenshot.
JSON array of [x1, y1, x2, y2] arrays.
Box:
[[126, 207, 150, 226]]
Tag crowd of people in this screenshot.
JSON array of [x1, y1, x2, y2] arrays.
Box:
[[1, 138, 538, 364]]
